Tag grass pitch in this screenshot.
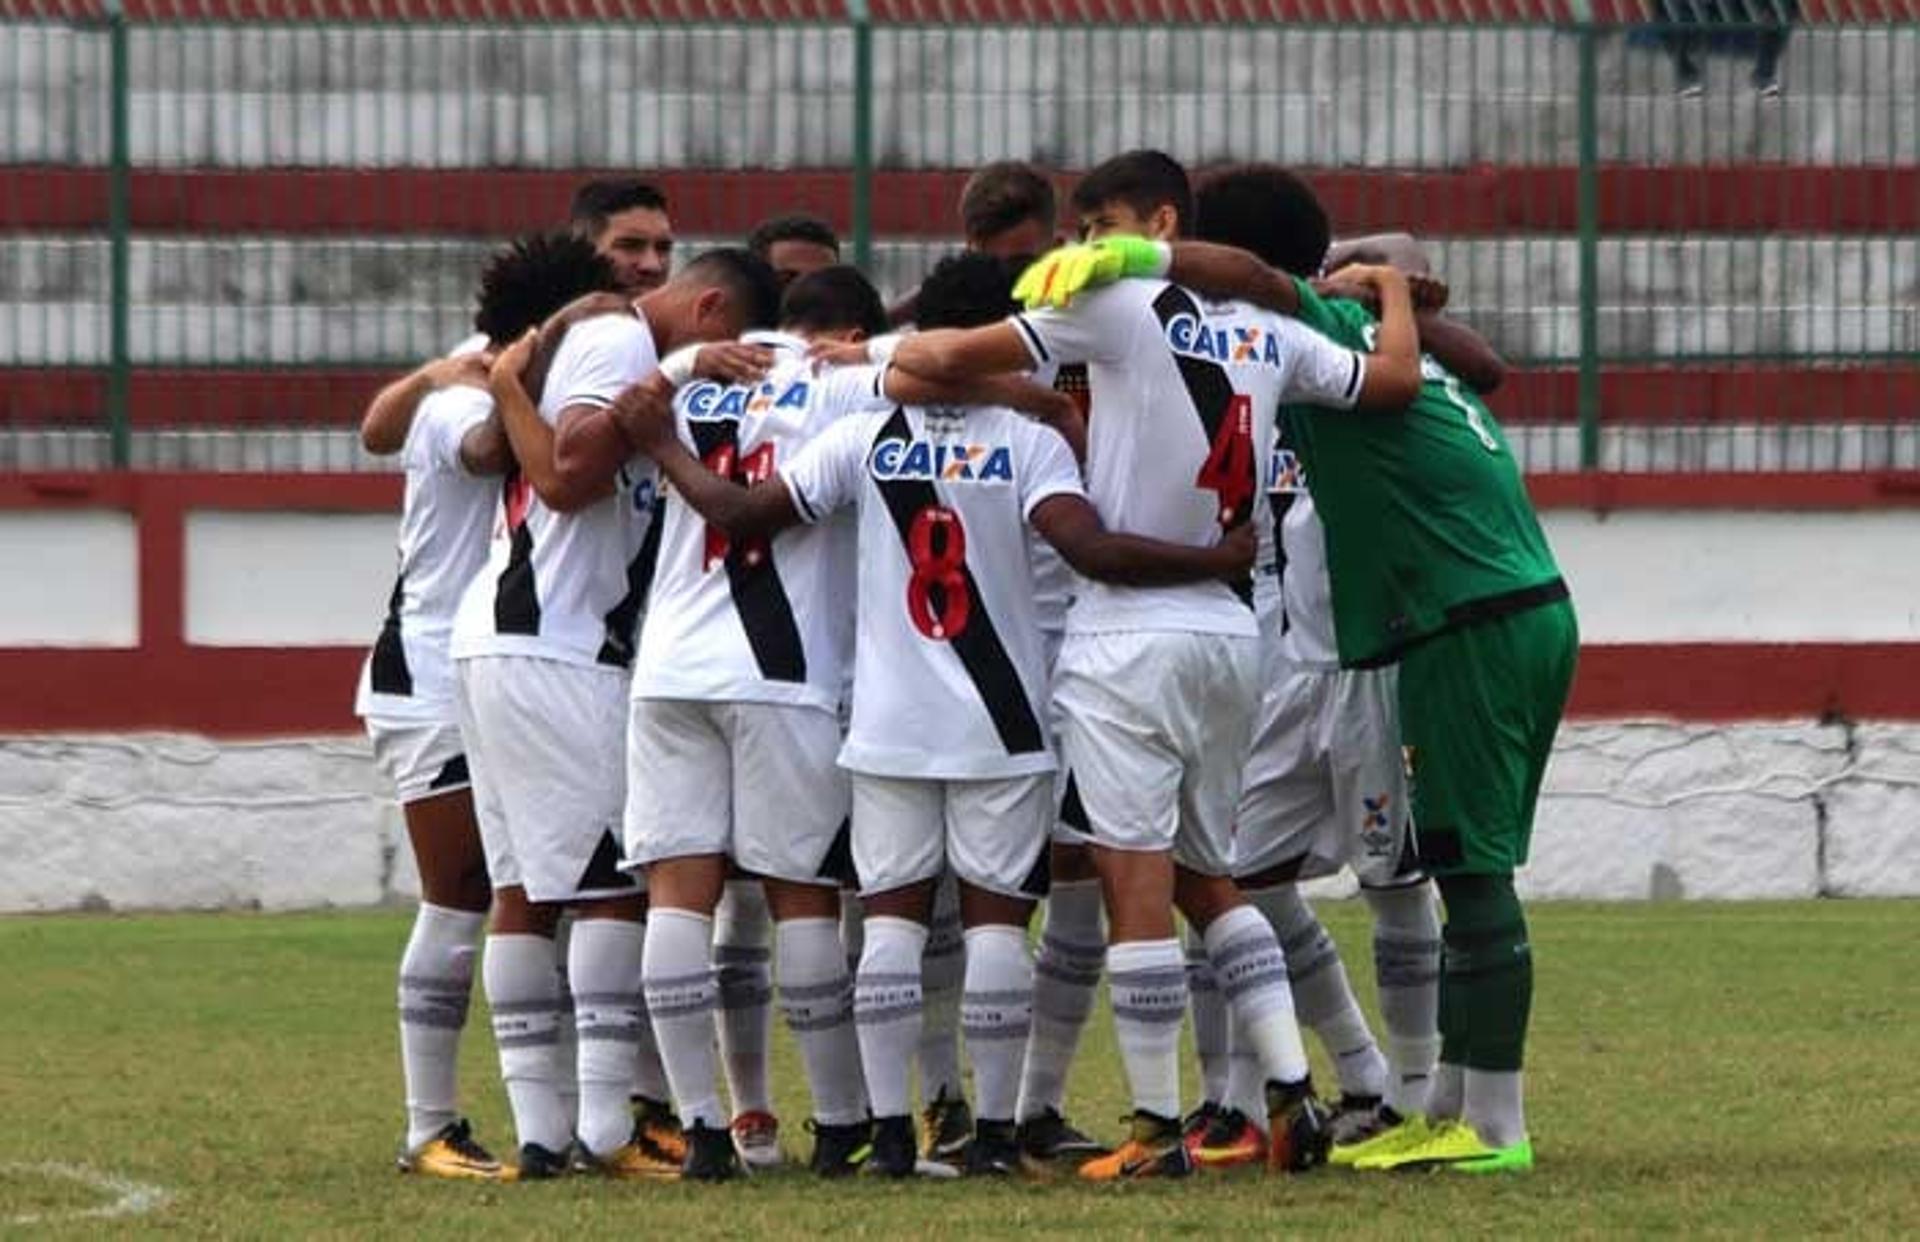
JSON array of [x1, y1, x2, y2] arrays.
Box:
[[2, 901, 1916, 1238]]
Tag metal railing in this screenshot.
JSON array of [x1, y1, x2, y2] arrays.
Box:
[[1, 0, 1915, 472]]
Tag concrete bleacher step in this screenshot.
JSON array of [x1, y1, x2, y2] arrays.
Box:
[[1, 234, 1911, 366], [3, 25, 1912, 167]]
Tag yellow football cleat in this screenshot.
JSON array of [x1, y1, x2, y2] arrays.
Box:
[[633, 1096, 688, 1165], [1332, 1112, 1434, 1168], [575, 1137, 682, 1181], [396, 1119, 506, 1181], [1353, 1119, 1531, 1172]]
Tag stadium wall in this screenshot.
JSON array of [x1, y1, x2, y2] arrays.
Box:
[[3, 471, 1918, 911]]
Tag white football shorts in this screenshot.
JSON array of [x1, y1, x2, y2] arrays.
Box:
[[1052, 630, 1261, 877], [455, 654, 636, 903], [624, 698, 851, 887], [363, 716, 470, 805], [1235, 659, 1413, 888], [850, 771, 1052, 900]]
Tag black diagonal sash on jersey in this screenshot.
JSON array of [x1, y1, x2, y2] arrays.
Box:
[[868, 408, 1045, 757], [494, 474, 542, 636], [369, 571, 413, 695], [1152, 285, 1256, 608], [597, 491, 665, 668], [684, 419, 807, 683]]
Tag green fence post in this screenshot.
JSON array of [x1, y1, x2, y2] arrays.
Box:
[[105, 0, 131, 469], [849, 0, 873, 273], [1574, 14, 1601, 472]]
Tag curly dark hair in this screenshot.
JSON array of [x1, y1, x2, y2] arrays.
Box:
[[472, 232, 619, 347], [1195, 164, 1331, 280], [912, 251, 1019, 331]]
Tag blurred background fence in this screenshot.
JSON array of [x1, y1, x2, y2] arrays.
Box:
[[1, 0, 1915, 473]]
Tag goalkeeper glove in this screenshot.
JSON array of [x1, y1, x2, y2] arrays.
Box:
[[1012, 235, 1172, 310]]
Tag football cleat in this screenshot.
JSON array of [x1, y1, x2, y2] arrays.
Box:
[[1265, 1078, 1333, 1173], [1180, 1100, 1223, 1144], [806, 1117, 873, 1179], [397, 1119, 505, 1181], [1017, 1107, 1110, 1161], [731, 1109, 783, 1169], [1077, 1112, 1194, 1182], [1188, 1108, 1264, 1168], [868, 1115, 920, 1179], [632, 1095, 688, 1165], [920, 1086, 974, 1168], [501, 1141, 571, 1182], [964, 1120, 1032, 1178], [1335, 1112, 1433, 1168], [681, 1120, 743, 1182], [575, 1127, 682, 1181], [1329, 1103, 1411, 1160], [1355, 1120, 1532, 1173]]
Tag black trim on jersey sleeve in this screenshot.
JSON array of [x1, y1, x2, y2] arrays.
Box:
[[597, 490, 665, 668], [685, 421, 807, 683], [1340, 353, 1364, 404], [1011, 315, 1051, 364], [369, 571, 413, 695], [867, 407, 1046, 757], [494, 476, 542, 636], [1151, 285, 1255, 609]]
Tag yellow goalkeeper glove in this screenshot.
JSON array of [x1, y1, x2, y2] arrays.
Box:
[[1012, 235, 1172, 310]]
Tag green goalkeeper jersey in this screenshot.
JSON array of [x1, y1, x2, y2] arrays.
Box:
[[1281, 280, 1564, 667]]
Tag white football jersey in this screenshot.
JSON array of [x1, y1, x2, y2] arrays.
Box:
[[781, 403, 1086, 780], [449, 311, 661, 670], [1012, 281, 1365, 638], [634, 334, 891, 711], [355, 384, 498, 723]]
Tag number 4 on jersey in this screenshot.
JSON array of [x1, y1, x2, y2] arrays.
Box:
[[1195, 393, 1256, 527]]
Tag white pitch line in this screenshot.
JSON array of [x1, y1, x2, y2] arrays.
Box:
[[1, 1161, 173, 1227]]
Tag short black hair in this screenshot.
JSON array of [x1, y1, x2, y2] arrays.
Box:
[[568, 178, 669, 238], [679, 246, 783, 331], [960, 162, 1056, 242], [1195, 165, 1331, 280], [780, 265, 887, 338], [1071, 149, 1192, 235], [747, 214, 841, 259], [473, 232, 619, 347], [913, 251, 1019, 331]]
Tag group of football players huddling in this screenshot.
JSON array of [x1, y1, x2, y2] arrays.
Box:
[[357, 148, 1576, 1186]]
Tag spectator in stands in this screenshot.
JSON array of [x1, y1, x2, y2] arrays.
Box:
[[1655, 0, 1799, 97], [747, 214, 843, 290], [569, 179, 676, 293]]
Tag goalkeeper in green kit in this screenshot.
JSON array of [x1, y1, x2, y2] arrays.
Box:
[[1015, 173, 1577, 1174]]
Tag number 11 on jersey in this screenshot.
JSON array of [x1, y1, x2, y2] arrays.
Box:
[[703, 442, 777, 569]]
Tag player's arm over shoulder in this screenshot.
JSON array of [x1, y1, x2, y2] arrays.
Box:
[[1279, 266, 1423, 412], [542, 314, 653, 511]]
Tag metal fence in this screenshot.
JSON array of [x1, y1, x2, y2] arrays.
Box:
[[1, 0, 1916, 473]]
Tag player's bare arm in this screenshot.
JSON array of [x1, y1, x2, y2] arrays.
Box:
[[882, 368, 1089, 460], [1416, 313, 1507, 394], [611, 375, 800, 542], [522, 291, 633, 399], [887, 323, 1036, 387], [456, 410, 515, 476], [1030, 494, 1255, 587], [360, 353, 488, 455], [1339, 264, 1425, 409], [488, 330, 615, 512], [1317, 243, 1504, 392]]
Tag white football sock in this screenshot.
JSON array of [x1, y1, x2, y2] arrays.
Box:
[[641, 907, 725, 1131], [960, 924, 1033, 1124], [398, 903, 485, 1150], [918, 878, 966, 1105], [778, 916, 868, 1126], [552, 916, 578, 1127], [1221, 1027, 1269, 1130], [713, 882, 774, 1118], [484, 933, 571, 1154], [1465, 1069, 1527, 1147], [1017, 878, 1104, 1122], [853, 916, 927, 1120], [1249, 884, 1386, 1099], [1203, 904, 1309, 1087], [569, 918, 646, 1157], [1429, 1062, 1466, 1122], [1107, 938, 1188, 1120], [1363, 882, 1443, 1118], [1185, 925, 1230, 1107]]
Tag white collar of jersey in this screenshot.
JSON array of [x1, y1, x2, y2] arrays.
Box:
[[741, 330, 808, 354]]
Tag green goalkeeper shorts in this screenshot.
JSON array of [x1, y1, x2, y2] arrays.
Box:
[[1398, 594, 1578, 877]]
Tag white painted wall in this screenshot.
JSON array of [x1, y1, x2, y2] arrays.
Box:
[[183, 511, 398, 646], [7, 507, 1915, 650], [2, 723, 1914, 912], [0, 511, 138, 647], [1543, 510, 1920, 642]]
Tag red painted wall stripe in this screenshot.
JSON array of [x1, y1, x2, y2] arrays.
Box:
[[1568, 644, 1920, 721], [5, 167, 1916, 237], [8, 365, 1912, 431]]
